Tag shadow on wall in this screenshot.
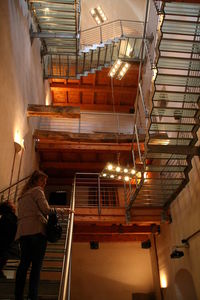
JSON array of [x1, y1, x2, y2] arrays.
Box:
[[175, 269, 197, 300], [132, 293, 155, 300], [71, 271, 153, 300]]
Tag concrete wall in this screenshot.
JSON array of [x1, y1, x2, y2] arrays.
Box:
[[0, 0, 45, 189], [71, 242, 154, 300], [156, 150, 200, 300]]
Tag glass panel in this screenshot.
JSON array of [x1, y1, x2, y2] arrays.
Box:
[[151, 107, 197, 118], [162, 20, 200, 36], [157, 57, 200, 71], [160, 39, 200, 54], [150, 123, 194, 132], [153, 91, 199, 103], [164, 2, 200, 16], [148, 138, 192, 146], [146, 153, 187, 159], [156, 74, 200, 87], [146, 165, 186, 172]]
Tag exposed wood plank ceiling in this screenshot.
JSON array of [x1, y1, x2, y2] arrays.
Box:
[[50, 65, 139, 113], [37, 65, 141, 182]]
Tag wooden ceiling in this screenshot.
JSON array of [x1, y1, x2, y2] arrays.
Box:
[[36, 64, 141, 183], [50, 65, 139, 113]]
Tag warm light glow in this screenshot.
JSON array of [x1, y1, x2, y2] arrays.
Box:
[[110, 174, 114, 178], [124, 176, 129, 181], [160, 272, 168, 288], [14, 130, 21, 145], [118, 176, 122, 180], [124, 168, 128, 173], [44, 7, 49, 14], [116, 166, 121, 172], [107, 164, 113, 170], [136, 172, 141, 178], [103, 173, 107, 177], [131, 169, 136, 175], [152, 68, 157, 81], [90, 8, 95, 15], [144, 172, 148, 182], [90, 6, 107, 25]]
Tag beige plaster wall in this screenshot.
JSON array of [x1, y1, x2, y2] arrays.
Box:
[[0, 0, 45, 189], [156, 151, 200, 300], [71, 242, 154, 300]]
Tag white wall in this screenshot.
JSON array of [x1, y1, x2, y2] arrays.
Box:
[[0, 0, 46, 189], [71, 242, 154, 300], [81, 0, 147, 30], [156, 147, 200, 300]]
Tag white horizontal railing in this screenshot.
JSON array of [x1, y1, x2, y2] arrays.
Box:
[[37, 111, 146, 135], [80, 20, 144, 49]]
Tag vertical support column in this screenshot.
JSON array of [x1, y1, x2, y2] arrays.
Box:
[[150, 234, 163, 300], [98, 175, 101, 216]]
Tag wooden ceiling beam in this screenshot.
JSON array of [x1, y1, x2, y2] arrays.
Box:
[[73, 233, 149, 242], [51, 103, 135, 113], [27, 105, 80, 118], [73, 223, 156, 234], [34, 130, 145, 145], [51, 83, 137, 93], [37, 142, 135, 152]]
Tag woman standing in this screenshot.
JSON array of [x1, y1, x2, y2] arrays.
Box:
[[15, 170, 71, 300]]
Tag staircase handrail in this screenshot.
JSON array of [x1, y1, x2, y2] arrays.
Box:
[[0, 175, 30, 203], [58, 175, 76, 300], [80, 19, 144, 49]]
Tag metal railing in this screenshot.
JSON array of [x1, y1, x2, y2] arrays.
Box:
[[37, 111, 146, 135], [80, 19, 144, 49], [0, 176, 30, 204], [58, 176, 76, 300]]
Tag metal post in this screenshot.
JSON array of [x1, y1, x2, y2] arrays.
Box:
[[58, 175, 76, 300], [98, 175, 101, 216], [100, 26, 103, 44], [120, 20, 124, 37], [14, 147, 24, 203]]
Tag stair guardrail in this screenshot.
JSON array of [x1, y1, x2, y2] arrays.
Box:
[[0, 176, 30, 204], [80, 19, 144, 49], [58, 175, 76, 300]]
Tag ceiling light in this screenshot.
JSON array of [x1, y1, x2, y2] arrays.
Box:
[[90, 6, 107, 25], [103, 173, 107, 177], [124, 176, 129, 182], [110, 174, 114, 178], [116, 166, 121, 172], [107, 164, 113, 170], [124, 168, 128, 173], [109, 60, 130, 80], [131, 169, 136, 175]]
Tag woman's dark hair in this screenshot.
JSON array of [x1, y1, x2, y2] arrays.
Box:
[[0, 200, 16, 214], [21, 170, 48, 196]]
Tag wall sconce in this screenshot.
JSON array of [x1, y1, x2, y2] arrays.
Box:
[[90, 6, 107, 25], [109, 60, 130, 80], [170, 242, 189, 259]]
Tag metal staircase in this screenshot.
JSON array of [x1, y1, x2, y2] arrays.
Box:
[[0, 178, 74, 299], [127, 1, 200, 212], [28, 0, 144, 79], [43, 19, 144, 79]]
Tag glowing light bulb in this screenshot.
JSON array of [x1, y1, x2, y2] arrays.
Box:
[[124, 168, 128, 173], [124, 176, 129, 181], [131, 169, 136, 175], [118, 176, 122, 180], [116, 166, 121, 172], [110, 174, 114, 178], [107, 164, 113, 171], [90, 9, 95, 15], [103, 173, 107, 177]]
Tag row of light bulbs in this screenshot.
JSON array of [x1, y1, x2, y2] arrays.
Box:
[[101, 163, 148, 182], [109, 60, 130, 80], [90, 6, 107, 25]]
